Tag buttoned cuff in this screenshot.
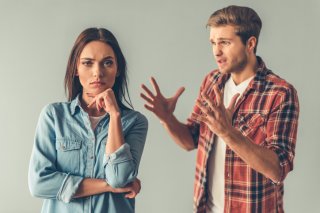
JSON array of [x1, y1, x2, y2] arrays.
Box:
[[56, 174, 83, 203]]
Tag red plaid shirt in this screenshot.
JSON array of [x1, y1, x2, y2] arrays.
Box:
[[187, 57, 299, 213]]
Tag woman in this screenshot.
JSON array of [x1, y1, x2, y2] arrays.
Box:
[[28, 28, 148, 213]]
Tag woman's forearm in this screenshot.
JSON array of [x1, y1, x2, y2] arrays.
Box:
[[105, 112, 125, 155], [73, 178, 112, 198]]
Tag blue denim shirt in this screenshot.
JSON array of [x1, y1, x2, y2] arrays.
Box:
[[28, 95, 148, 213]]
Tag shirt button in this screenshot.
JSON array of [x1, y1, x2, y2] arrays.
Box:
[[90, 156, 94, 159]]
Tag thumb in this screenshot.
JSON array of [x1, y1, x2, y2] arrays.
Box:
[[173, 87, 185, 100]]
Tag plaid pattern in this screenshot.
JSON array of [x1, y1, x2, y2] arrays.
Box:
[[187, 57, 299, 213]]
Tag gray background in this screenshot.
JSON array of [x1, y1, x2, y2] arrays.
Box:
[[1, 0, 319, 212]]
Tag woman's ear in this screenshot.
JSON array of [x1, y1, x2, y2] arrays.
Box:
[[75, 69, 79, 76]]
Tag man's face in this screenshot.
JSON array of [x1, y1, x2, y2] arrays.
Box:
[[209, 25, 249, 74]]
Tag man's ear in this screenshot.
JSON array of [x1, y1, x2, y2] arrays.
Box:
[[247, 36, 257, 53]]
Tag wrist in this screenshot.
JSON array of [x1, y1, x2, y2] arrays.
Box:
[[109, 111, 121, 118], [160, 114, 175, 125], [220, 127, 238, 144]]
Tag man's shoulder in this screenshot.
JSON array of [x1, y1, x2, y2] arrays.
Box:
[[264, 70, 297, 93]]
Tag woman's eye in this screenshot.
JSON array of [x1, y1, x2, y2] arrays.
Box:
[[103, 60, 113, 67], [82, 61, 92, 66]]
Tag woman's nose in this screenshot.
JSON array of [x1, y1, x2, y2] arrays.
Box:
[[93, 64, 103, 77]]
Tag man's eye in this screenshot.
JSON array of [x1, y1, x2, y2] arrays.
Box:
[[220, 41, 230, 46]]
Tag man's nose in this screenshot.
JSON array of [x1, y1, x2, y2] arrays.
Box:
[[213, 45, 222, 57]]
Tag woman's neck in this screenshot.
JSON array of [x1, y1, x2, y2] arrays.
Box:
[[80, 93, 107, 117]]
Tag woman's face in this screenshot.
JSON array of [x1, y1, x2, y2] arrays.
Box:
[[76, 41, 118, 99]]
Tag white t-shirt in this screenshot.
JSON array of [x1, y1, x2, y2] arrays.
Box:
[[89, 114, 106, 130], [206, 76, 254, 213]]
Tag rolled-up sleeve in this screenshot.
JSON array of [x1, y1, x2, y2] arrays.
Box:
[[264, 87, 299, 182], [28, 105, 83, 203], [104, 113, 148, 188]]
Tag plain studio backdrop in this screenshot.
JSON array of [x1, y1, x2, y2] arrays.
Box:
[[0, 0, 319, 212]]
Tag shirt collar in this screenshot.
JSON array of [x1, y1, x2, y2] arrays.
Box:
[[70, 94, 82, 115], [247, 56, 269, 92]]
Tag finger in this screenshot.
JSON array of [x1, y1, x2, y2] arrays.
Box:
[[96, 98, 101, 111], [141, 84, 155, 99], [195, 100, 214, 118], [228, 93, 240, 111], [173, 87, 185, 99], [125, 191, 134, 198], [140, 93, 154, 105], [200, 93, 215, 111], [103, 96, 110, 107], [202, 80, 215, 96], [187, 118, 196, 124], [144, 104, 154, 112], [125, 191, 136, 199], [190, 112, 208, 124], [213, 85, 223, 106], [87, 98, 97, 108], [150, 77, 161, 96]]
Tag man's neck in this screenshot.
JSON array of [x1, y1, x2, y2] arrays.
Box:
[[231, 56, 258, 85]]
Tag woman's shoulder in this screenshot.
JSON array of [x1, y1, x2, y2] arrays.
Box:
[[121, 109, 148, 126], [40, 101, 73, 116]]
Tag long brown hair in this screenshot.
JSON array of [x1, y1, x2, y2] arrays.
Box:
[[64, 27, 133, 110]]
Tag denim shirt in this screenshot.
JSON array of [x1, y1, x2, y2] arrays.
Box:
[[28, 95, 148, 213]]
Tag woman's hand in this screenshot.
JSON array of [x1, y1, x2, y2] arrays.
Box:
[[87, 89, 120, 115], [111, 178, 141, 199]]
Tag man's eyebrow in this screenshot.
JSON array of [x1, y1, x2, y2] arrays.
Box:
[[210, 37, 232, 42], [217, 37, 232, 41]]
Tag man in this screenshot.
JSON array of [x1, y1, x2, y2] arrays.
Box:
[[140, 5, 299, 213]]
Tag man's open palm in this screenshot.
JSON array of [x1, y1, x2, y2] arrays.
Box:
[[140, 77, 185, 123]]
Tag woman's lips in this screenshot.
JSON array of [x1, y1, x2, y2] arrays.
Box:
[[90, 81, 105, 87]]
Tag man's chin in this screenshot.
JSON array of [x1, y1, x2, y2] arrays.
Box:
[[218, 68, 230, 74]]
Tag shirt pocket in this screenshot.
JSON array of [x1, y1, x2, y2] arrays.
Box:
[[236, 113, 266, 144], [55, 138, 82, 174]]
